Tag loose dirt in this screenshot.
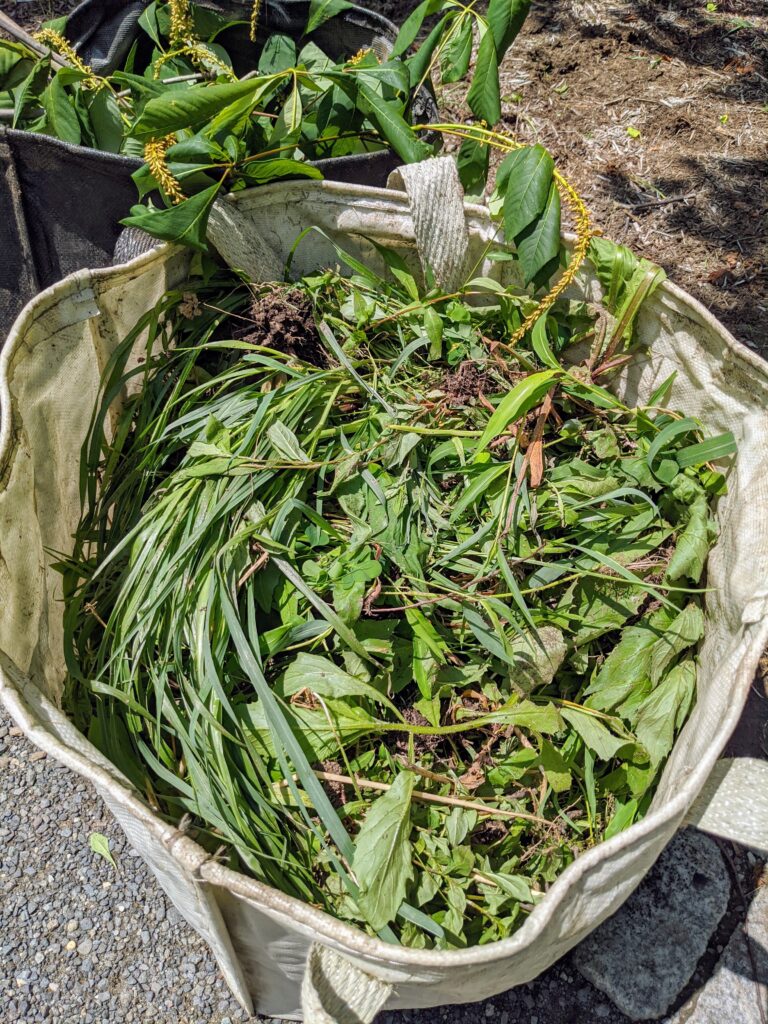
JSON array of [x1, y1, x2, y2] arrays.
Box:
[[239, 286, 327, 366]]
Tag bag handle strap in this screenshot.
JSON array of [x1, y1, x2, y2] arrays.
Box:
[[684, 756, 768, 852], [301, 942, 393, 1023], [387, 156, 470, 293]]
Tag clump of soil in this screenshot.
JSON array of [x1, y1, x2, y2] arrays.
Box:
[[442, 361, 490, 406], [474, 818, 509, 845], [238, 287, 328, 367]]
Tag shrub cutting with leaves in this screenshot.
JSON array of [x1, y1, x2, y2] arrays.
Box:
[[0, 0, 530, 248], [59, 230, 735, 948]]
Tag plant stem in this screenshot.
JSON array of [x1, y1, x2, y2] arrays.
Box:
[[275, 770, 549, 824]]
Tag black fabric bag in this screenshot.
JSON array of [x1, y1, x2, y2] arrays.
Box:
[[0, 130, 143, 339], [0, 0, 438, 340]]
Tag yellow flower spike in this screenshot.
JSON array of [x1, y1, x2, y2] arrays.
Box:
[[169, 0, 194, 48], [418, 122, 597, 347], [34, 28, 104, 91], [349, 47, 377, 66], [250, 0, 262, 43], [144, 135, 185, 205], [153, 43, 236, 81]]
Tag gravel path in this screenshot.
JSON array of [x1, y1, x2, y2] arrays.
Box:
[[0, 712, 250, 1024]]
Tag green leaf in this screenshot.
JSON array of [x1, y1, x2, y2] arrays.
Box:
[[477, 871, 533, 902], [586, 618, 664, 711], [272, 557, 376, 664], [205, 89, 268, 140], [259, 34, 297, 75], [391, 0, 447, 57], [356, 82, 432, 164], [0, 41, 35, 91], [239, 159, 323, 185], [561, 707, 627, 761], [666, 497, 712, 583], [466, 28, 501, 125], [404, 606, 447, 663], [587, 236, 641, 310], [282, 653, 400, 715], [138, 3, 162, 46], [267, 422, 310, 462], [424, 305, 444, 359], [446, 806, 474, 846], [635, 659, 696, 764], [353, 771, 416, 931], [89, 832, 117, 870], [243, 699, 377, 763], [120, 182, 222, 250], [646, 417, 698, 472], [456, 135, 490, 196], [604, 798, 638, 840], [132, 79, 267, 139], [487, 0, 532, 56], [111, 70, 167, 100], [449, 462, 510, 522], [539, 740, 572, 792], [12, 55, 50, 128], [507, 699, 564, 734], [648, 371, 677, 409], [676, 432, 736, 469], [416, 868, 440, 906], [515, 182, 561, 285], [404, 15, 451, 89], [499, 145, 554, 241], [307, 0, 356, 33], [441, 16, 474, 84], [530, 315, 560, 369], [649, 603, 704, 685], [476, 370, 560, 452], [87, 88, 124, 153], [40, 71, 81, 145], [280, 82, 303, 136]]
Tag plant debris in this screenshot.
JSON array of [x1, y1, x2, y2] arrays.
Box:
[[59, 219, 736, 950]]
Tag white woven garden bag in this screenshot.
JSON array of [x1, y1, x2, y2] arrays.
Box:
[[1, 159, 767, 1021]]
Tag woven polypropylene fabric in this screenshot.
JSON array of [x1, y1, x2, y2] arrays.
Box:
[[113, 227, 160, 265], [685, 758, 768, 848], [0, 137, 38, 336], [302, 945, 392, 1024], [388, 158, 471, 292]]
